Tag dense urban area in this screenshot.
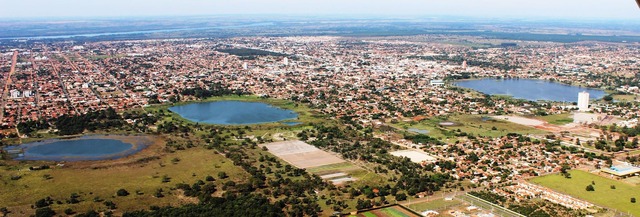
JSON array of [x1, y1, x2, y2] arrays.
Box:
[[1, 24, 640, 217]]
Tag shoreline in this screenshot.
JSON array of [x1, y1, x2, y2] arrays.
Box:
[[452, 78, 606, 102], [4, 134, 156, 162]]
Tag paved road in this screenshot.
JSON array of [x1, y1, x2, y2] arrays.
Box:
[[0, 51, 18, 124]]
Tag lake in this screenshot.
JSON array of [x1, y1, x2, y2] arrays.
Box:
[[5, 135, 151, 161], [169, 101, 298, 125], [408, 128, 429, 134], [455, 79, 606, 102]]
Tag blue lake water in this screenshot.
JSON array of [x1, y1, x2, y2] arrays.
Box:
[[455, 79, 606, 102], [169, 101, 298, 125], [5, 136, 148, 161]]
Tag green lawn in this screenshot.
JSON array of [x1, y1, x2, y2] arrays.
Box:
[[406, 198, 463, 212], [306, 162, 360, 174], [612, 94, 637, 102], [536, 113, 574, 125], [530, 170, 640, 216], [447, 115, 546, 137], [392, 114, 546, 139]]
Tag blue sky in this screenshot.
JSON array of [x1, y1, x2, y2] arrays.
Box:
[[1, 0, 638, 19]]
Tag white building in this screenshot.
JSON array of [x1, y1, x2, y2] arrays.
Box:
[[23, 90, 32, 97], [283, 57, 289, 66], [9, 89, 20, 98], [578, 91, 589, 111], [430, 79, 445, 86]]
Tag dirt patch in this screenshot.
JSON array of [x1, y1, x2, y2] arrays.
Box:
[[260, 140, 346, 169]]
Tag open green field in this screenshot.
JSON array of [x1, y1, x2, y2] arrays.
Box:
[[536, 113, 574, 125], [0, 147, 249, 216], [394, 114, 546, 139], [612, 94, 638, 102], [406, 198, 463, 212], [348, 205, 421, 217], [306, 162, 360, 174], [530, 170, 640, 216], [447, 115, 546, 137]]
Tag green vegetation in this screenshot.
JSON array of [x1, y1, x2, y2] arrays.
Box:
[[612, 94, 637, 102], [446, 115, 546, 137], [306, 162, 359, 174], [393, 114, 546, 139], [537, 113, 573, 125], [530, 170, 640, 216], [123, 194, 284, 217], [406, 198, 463, 212], [0, 147, 249, 214]]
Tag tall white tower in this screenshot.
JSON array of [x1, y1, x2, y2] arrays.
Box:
[[578, 91, 590, 111], [283, 57, 289, 66]]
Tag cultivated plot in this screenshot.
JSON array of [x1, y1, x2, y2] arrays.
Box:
[[260, 140, 346, 169]]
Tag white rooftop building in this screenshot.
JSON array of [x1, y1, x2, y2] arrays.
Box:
[[578, 91, 589, 111]]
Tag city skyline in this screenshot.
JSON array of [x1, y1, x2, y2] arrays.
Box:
[[1, 0, 639, 20]]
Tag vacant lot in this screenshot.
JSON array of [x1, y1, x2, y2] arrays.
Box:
[[390, 150, 436, 163], [260, 140, 345, 168], [393, 114, 546, 139], [448, 115, 546, 137], [406, 198, 463, 213], [530, 170, 640, 216]]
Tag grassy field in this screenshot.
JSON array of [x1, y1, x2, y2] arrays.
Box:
[[447, 115, 546, 137], [536, 113, 574, 125], [306, 162, 361, 174], [612, 94, 638, 102], [406, 198, 463, 212], [530, 170, 640, 216], [0, 147, 249, 216], [348, 205, 420, 217], [394, 114, 546, 139]]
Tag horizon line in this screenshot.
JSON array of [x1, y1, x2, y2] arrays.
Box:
[[0, 13, 638, 22]]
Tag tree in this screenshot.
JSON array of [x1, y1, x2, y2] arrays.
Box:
[[35, 207, 55, 217], [154, 188, 164, 198], [395, 193, 407, 201], [603, 95, 614, 102], [218, 172, 228, 179], [116, 189, 130, 196], [585, 185, 595, 191], [632, 197, 637, 203]]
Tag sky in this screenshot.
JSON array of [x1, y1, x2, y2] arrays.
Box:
[[1, 0, 638, 20]]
